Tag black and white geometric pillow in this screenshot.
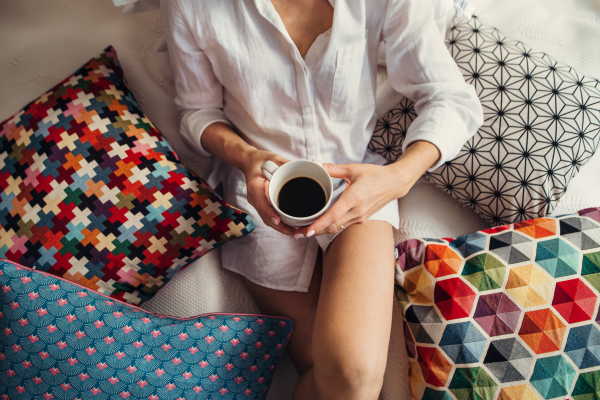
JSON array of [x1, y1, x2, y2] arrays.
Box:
[[369, 16, 600, 225]]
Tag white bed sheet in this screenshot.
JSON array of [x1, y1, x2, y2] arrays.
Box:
[[0, 1, 599, 398]]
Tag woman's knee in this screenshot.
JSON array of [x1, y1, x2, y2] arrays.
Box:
[[313, 345, 386, 399]]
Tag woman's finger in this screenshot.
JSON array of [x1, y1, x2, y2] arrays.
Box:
[[309, 208, 364, 237], [263, 180, 282, 227], [252, 188, 296, 236], [264, 180, 273, 207], [272, 155, 291, 166], [319, 162, 356, 183], [300, 196, 354, 237]]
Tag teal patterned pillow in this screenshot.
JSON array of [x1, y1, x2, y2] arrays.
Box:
[[0, 258, 293, 399]]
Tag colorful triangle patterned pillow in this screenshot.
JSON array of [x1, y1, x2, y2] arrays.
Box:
[[395, 207, 600, 400]]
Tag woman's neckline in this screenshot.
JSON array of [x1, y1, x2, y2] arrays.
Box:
[[267, 0, 335, 60]]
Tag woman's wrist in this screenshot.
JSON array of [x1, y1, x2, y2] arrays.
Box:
[[386, 140, 441, 199], [239, 147, 262, 176], [241, 149, 296, 180], [201, 121, 259, 174]]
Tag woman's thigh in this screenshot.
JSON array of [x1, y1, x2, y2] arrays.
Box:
[[315, 220, 396, 372], [242, 220, 395, 374], [241, 249, 322, 375]]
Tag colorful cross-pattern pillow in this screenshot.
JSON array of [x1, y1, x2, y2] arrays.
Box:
[[0, 258, 292, 399], [369, 15, 600, 225], [394, 206, 600, 400], [0, 46, 256, 304]]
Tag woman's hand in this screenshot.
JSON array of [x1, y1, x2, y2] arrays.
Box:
[[295, 162, 408, 237], [241, 150, 298, 236], [296, 141, 441, 238]]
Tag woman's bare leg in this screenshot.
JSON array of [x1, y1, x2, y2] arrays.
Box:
[[242, 250, 322, 375], [243, 220, 395, 399], [311, 221, 395, 399]]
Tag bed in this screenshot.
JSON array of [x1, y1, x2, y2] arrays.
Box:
[[1, 0, 599, 398]]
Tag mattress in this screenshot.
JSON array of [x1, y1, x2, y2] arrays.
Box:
[[0, 0, 599, 398]]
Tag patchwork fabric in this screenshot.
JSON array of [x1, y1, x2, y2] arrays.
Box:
[[473, 292, 521, 337], [369, 15, 600, 225], [395, 207, 600, 400], [572, 370, 600, 399], [0, 47, 256, 304], [530, 355, 576, 399], [0, 259, 292, 399]]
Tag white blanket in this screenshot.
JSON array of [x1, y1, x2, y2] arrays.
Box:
[[0, 1, 599, 398]]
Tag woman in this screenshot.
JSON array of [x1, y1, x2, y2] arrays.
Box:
[[161, 0, 482, 398]]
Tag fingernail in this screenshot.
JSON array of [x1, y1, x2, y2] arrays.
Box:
[[294, 233, 304, 240], [312, 159, 323, 167], [306, 230, 315, 237], [270, 217, 278, 226]]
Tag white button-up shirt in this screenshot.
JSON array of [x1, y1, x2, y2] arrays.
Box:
[[160, 0, 483, 292], [161, 0, 483, 177]]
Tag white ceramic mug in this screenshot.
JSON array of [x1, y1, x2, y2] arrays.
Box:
[[261, 160, 333, 227]]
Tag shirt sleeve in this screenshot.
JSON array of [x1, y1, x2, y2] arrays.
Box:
[[382, 0, 483, 171], [160, 0, 231, 157]]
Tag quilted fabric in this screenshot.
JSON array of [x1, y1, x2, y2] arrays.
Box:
[[395, 206, 600, 400], [0, 46, 256, 305], [369, 15, 600, 225], [0, 259, 292, 399]]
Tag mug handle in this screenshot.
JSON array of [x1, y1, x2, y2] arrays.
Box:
[[261, 160, 279, 181]]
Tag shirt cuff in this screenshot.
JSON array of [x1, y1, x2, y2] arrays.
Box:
[[180, 108, 231, 157], [402, 106, 471, 172]]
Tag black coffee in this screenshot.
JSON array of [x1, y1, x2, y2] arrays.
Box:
[[277, 177, 326, 218]]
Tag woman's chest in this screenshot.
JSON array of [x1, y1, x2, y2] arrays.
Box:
[[268, 0, 334, 59], [184, 0, 384, 120]]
